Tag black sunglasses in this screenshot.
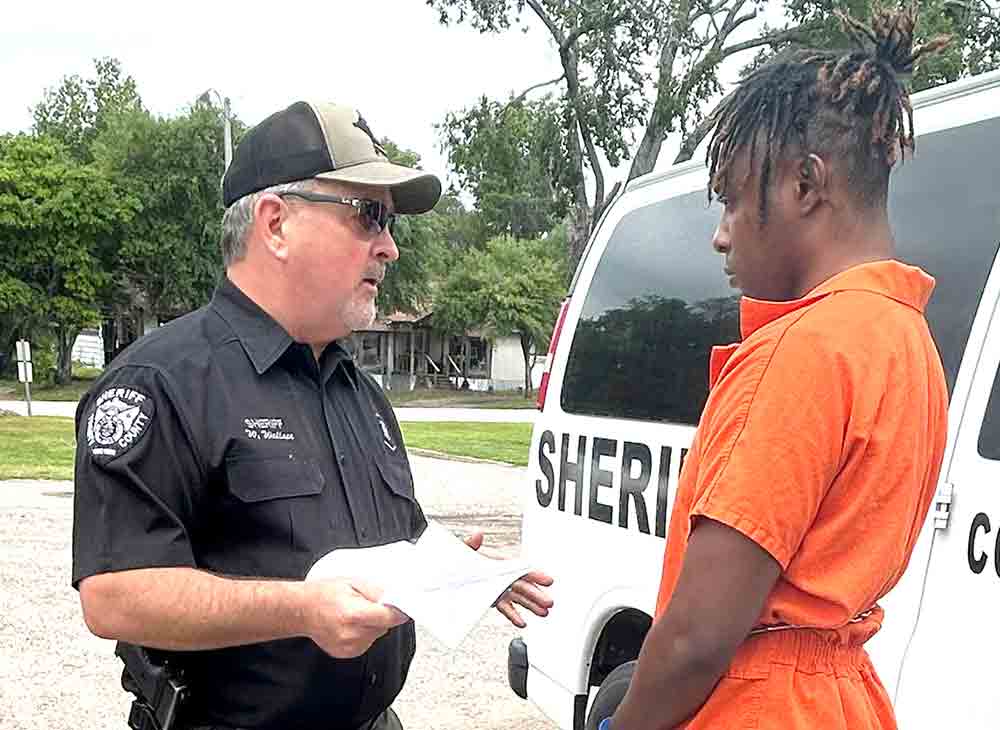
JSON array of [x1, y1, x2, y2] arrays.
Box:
[[277, 191, 396, 235]]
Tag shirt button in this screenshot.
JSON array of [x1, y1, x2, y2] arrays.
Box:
[[370, 673, 378, 686]]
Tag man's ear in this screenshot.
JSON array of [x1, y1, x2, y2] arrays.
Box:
[[795, 153, 828, 216], [254, 194, 292, 262]]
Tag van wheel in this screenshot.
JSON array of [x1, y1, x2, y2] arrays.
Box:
[[584, 661, 636, 730]]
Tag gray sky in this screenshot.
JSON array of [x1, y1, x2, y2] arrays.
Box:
[[2, 1, 775, 195], [2, 1, 566, 189]]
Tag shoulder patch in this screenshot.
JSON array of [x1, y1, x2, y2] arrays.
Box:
[[86, 387, 156, 462]]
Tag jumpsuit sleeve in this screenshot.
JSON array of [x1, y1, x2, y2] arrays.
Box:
[[689, 326, 850, 569]]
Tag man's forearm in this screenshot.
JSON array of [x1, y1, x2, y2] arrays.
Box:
[[79, 567, 309, 650], [611, 619, 728, 730]]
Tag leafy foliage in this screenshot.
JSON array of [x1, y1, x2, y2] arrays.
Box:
[[433, 234, 568, 392], [438, 95, 575, 240], [0, 134, 135, 382]]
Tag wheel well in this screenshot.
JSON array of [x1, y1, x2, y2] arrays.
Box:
[[588, 609, 652, 687]]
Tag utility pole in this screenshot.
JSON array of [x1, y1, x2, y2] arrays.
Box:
[[198, 89, 233, 174]]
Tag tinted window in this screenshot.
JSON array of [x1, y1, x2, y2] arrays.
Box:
[[978, 368, 1000, 460], [561, 192, 739, 424], [563, 115, 1000, 424], [891, 116, 1000, 394]]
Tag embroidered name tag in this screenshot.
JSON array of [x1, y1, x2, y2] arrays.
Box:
[[243, 417, 296, 441]]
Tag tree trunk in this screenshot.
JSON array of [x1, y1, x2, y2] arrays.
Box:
[[673, 114, 719, 165], [567, 201, 592, 273], [55, 326, 78, 385], [520, 332, 533, 397], [101, 317, 117, 367]]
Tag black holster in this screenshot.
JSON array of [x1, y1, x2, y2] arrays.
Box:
[[116, 642, 189, 730]]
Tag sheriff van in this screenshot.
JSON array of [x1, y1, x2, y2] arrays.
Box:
[[507, 68, 1000, 729]]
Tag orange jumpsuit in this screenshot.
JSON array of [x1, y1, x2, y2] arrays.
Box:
[[655, 261, 948, 729]]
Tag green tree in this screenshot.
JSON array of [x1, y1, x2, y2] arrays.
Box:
[[91, 103, 239, 329], [0, 135, 135, 383], [433, 234, 567, 394], [379, 140, 450, 314], [428, 0, 1000, 264], [438, 95, 574, 240], [32, 57, 143, 163]]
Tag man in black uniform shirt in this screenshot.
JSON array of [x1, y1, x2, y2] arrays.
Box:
[[71, 101, 554, 730]]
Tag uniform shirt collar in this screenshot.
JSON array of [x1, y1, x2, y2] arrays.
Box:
[[739, 260, 936, 340], [211, 278, 295, 375], [211, 278, 361, 389]]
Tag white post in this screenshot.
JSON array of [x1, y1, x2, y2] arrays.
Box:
[[223, 96, 233, 172], [15, 339, 33, 417]]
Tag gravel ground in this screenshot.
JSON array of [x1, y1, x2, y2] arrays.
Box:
[[0, 455, 557, 730]]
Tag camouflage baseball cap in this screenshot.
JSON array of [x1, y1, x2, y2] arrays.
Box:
[[222, 101, 442, 214]]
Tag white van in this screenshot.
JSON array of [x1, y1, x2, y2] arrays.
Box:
[[507, 68, 1000, 729]]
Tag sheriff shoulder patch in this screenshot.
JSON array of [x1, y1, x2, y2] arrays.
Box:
[[86, 386, 156, 462]]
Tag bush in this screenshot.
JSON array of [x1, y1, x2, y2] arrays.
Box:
[[28, 340, 57, 385], [72, 363, 103, 380]]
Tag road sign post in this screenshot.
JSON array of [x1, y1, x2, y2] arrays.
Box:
[[15, 339, 33, 417]]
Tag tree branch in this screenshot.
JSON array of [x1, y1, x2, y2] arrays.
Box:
[[526, 0, 566, 44], [673, 112, 718, 164], [719, 23, 813, 60], [719, 0, 752, 35], [561, 10, 628, 52], [592, 180, 622, 222], [501, 74, 567, 116]]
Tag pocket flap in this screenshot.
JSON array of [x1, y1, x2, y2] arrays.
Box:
[[374, 456, 415, 501], [226, 456, 324, 503]]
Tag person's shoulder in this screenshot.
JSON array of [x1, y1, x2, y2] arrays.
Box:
[[92, 303, 239, 404], [108, 303, 242, 375], [357, 369, 393, 412]]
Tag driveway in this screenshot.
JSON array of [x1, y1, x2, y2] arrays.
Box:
[[0, 456, 556, 730]]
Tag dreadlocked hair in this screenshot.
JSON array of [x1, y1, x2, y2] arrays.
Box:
[[706, 5, 951, 221]]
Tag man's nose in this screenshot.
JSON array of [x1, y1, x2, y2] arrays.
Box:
[[374, 228, 400, 263], [712, 218, 731, 254]]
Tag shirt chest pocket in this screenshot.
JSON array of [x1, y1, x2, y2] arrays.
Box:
[[374, 455, 415, 502], [223, 455, 326, 563], [226, 455, 325, 503], [373, 455, 425, 541]]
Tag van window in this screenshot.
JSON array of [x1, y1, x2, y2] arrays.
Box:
[[562, 116, 1000, 425], [561, 191, 738, 424], [891, 116, 1000, 395], [978, 368, 1000, 460]]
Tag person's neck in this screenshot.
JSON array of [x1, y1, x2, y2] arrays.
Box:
[[791, 211, 895, 298], [226, 266, 334, 361]]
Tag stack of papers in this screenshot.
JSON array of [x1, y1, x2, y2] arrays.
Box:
[[305, 521, 534, 649]]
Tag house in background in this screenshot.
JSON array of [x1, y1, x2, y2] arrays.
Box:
[[347, 311, 546, 393], [71, 329, 105, 368]]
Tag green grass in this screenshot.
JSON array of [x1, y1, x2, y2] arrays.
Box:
[[0, 416, 77, 480], [0, 417, 531, 481], [0, 364, 101, 403], [400, 422, 532, 465]]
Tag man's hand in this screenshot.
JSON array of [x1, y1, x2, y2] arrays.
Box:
[[464, 532, 555, 628], [301, 578, 411, 658]]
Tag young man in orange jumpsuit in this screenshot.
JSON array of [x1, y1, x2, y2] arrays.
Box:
[[605, 7, 950, 730]]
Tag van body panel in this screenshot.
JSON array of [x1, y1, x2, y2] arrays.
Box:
[[517, 68, 1000, 729]]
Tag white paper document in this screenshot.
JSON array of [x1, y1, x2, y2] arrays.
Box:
[[305, 521, 534, 649]]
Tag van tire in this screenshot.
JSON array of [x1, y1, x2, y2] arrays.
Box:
[[584, 660, 636, 730]]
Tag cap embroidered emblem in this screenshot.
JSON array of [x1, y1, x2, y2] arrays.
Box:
[[354, 113, 388, 157]]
